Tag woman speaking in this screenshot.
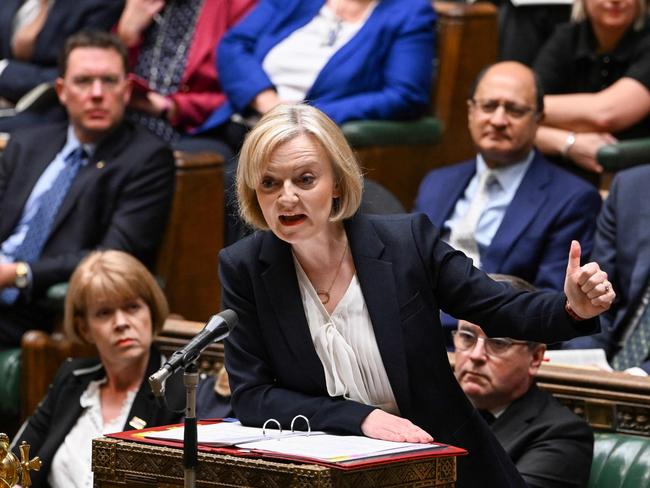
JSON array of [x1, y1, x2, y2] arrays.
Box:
[[220, 103, 614, 487]]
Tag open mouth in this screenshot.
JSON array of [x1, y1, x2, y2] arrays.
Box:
[[279, 214, 306, 226]]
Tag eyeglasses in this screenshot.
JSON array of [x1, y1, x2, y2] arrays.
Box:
[[452, 329, 529, 357], [68, 75, 124, 93], [470, 98, 535, 119]]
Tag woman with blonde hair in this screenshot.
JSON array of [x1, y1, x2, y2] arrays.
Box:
[[12, 250, 183, 488], [221, 103, 615, 487]]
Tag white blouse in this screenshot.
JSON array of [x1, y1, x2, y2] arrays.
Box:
[[294, 255, 399, 415], [48, 378, 138, 488], [263, 2, 377, 102]]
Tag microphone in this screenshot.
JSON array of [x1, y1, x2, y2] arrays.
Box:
[[149, 309, 238, 398]]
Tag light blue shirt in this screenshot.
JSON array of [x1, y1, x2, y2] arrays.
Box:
[[0, 126, 93, 263], [444, 151, 534, 257]]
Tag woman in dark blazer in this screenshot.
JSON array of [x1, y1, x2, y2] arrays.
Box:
[[221, 104, 614, 487], [12, 250, 183, 488]]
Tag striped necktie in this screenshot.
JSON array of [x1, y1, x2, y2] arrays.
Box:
[[1, 146, 86, 304], [449, 170, 496, 267], [14, 146, 87, 262], [611, 282, 650, 371]]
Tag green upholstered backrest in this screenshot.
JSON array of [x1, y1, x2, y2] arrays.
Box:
[[0, 348, 21, 417], [597, 137, 650, 172], [589, 432, 650, 488], [341, 117, 443, 149]]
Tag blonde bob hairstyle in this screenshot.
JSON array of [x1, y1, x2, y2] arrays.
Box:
[[63, 250, 169, 344], [236, 103, 364, 230], [571, 0, 646, 30]]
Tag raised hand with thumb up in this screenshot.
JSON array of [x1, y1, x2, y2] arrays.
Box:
[[564, 240, 615, 319]]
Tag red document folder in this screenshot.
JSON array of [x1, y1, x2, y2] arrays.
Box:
[[106, 420, 467, 471]]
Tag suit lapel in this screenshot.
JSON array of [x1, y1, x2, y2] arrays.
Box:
[[483, 154, 549, 271], [31, 0, 68, 60], [491, 385, 542, 443], [308, 0, 388, 97], [0, 127, 65, 239], [49, 123, 132, 235], [259, 232, 328, 391], [0, 0, 21, 58], [127, 351, 166, 430], [346, 215, 412, 416], [434, 163, 475, 229]]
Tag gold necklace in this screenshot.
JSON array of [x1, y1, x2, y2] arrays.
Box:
[[317, 241, 348, 305]]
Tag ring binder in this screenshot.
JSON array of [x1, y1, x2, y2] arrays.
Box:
[[137, 417, 464, 468], [290, 415, 311, 436], [261, 418, 282, 437]]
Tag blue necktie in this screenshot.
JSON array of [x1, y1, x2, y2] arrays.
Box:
[[14, 147, 86, 262], [0, 147, 86, 305]]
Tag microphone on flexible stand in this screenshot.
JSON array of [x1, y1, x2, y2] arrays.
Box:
[[148, 309, 238, 488], [149, 309, 238, 398]]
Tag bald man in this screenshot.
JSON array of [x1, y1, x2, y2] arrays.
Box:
[[414, 62, 601, 342]]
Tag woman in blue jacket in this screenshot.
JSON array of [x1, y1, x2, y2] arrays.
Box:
[[200, 0, 436, 132]]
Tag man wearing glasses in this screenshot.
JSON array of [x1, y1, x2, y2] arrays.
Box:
[[414, 61, 601, 344], [0, 31, 174, 347], [454, 274, 594, 488]]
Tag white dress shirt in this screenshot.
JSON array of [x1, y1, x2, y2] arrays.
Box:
[[294, 254, 399, 415], [444, 151, 534, 254], [48, 378, 137, 488]]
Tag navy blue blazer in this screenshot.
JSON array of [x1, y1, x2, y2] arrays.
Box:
[[200, 0, 435, 131], [0, 0, 124, 102], [565, 165, 650, 372], [413, 151, 602, 292], [221, 212, 598, 487]]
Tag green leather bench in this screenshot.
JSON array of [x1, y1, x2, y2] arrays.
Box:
[[590, 432, 650, 488], [0, 348, 20, 419], [341, 117, 443, 149], [597, 137, 650, 172]]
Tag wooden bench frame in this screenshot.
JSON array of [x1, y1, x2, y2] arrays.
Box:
[[156, 151, 224, 322]]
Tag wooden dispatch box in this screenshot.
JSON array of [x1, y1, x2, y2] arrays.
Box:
[[92, 436, 458, 487]]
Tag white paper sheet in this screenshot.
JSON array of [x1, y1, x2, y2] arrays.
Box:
[[238, 434, 439, 462]]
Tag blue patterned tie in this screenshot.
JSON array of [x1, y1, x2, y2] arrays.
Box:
[[0, 147, 86, 305], [14, 147, 86, 261], [611, 283, 650, 371]]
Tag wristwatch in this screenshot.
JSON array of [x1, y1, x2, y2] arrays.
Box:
[[14, 262, 29, 289]]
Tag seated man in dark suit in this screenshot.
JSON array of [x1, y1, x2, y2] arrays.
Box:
[[0, 0, 124, 131], [454, 275, 594, 488], [414, 61, 601, 340], [564, 166, 650, 375], [0, 30, 175, 347]]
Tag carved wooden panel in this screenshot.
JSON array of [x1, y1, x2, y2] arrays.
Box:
[[93, 438, 457, 488], [447, 353, 650, 437]]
